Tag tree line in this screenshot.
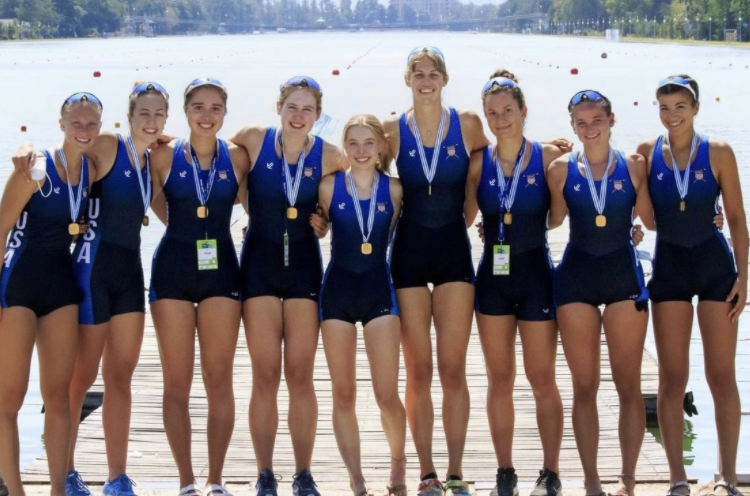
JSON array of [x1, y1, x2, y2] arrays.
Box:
[[0, 0, 746, 40]]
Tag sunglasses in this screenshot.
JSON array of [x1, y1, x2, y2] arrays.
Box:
[[63, 92, 103, 109], [281, 76, 323, 94], [184, 77, 227, 97], [568, 90, 609, 111], [132, 82, 169, 99], [656, 76, 697, 100], [481, 77, 517, 96], [406, 46, 445, 66]]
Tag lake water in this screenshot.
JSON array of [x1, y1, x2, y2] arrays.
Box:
[[0, 31, 747, 482]]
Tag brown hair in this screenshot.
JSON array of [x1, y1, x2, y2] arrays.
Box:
[[277, 83, 323, 115], [482, 69, 525, 109], [656, 74, 699, 104], [129, 80, 169, 117], [341, 114, 390, 175], [405, 49, 448, 81]]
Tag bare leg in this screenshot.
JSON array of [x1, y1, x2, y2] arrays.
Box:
[[151, 299, 198, 488], [433, 282, 474, 478]]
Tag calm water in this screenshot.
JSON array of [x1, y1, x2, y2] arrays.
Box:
[[0, 32, 747, 481]]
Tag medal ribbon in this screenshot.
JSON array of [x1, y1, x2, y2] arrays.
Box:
[[57, 148, 86, 223], [581, 148, 614, 216], [665, 132, 698, 201], [348, 171, 380, 243], [495, 138, 527, 241], [278, 131, 309, 208], [411, 107, 448, 189], [189, 142, 218, 207], [126, 135, 152, 215]]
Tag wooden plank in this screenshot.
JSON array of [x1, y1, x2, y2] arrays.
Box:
[[22, 216, 671, 484]]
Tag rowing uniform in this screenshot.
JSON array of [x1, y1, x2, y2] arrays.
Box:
[[554, 150, 648, 310], [319, 171, 398, 325], [1, 150, 88, 316], [648, 135, 736, 303], [149, 139, 240, 303], [475, 141, 554, 320], [390, 108, 474, 288]]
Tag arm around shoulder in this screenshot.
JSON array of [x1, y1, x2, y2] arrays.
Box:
[[458, 109, 490, 153], [322, 141, 347, 177], [547, 155, 569, 229]]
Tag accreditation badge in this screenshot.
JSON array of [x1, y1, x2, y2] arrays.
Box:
[[493, 244, 510, 276], [197, 239, 218, 270]]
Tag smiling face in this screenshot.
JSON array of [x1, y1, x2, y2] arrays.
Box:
[[658, 90, 699, 134], [59, 103, 102, 153], [483, 91, 526, 140], [570, 102, 614, 147], [344, 125, 382, 170], [406, 57, 448, 103], [277, 88, 319, 138], [183, 87, 226, 136], [129, 93, 168, 145]]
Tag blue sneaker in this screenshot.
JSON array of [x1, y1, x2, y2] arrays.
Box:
[[103, 475, 138, 496], [292, 470, 320, 496], [65, 471, 92, 496], [256, 469, 279, 496]]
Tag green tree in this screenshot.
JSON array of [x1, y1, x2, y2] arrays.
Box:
[[82, 0, 124, 34]]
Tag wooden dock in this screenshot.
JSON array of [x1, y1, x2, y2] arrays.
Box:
[[21, 216, 671, 485]]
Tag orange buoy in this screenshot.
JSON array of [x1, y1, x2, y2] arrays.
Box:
[[633, 101, 638, 106], [332, 69, 340, 75], [20, 125, 27, 132], [601, 52, 608, 59], [93, 71, 101, 77], [570, 68, 579, 75], [391, 111, 396, 115]]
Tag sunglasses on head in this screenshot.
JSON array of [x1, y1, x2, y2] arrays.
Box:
[[281, 76, 322, 93], [63, 92, 103, 109], [184, 77, 227, 97], [656, 76, 697, 100], [406, 46, 445, 66], [481, 77, 517, 96], [568, 90, 609, 111], [132, 82, 169, 99]]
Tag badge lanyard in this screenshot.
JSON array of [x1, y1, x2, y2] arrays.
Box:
[[189, 141, 218, 227], [411, 107, 447, 196], [57, 147, 86, 235], [494, 138, 527, 242], [665, 131, 698, 212], [581, 148, 614, 228], [126, 134, 152, 226], [348, 171, 380, 255]]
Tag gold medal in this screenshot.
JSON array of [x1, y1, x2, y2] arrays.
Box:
[[504, 213, 512, 225], [197, 205, 209, 218], [428, 184, 432, 196], [69, 222, 80, 235], [596, 214, 607, 227], [361, 242, 372, 255], [142, 215, 149, 227], [680, 200, 686, 212], [287, 207, 298, 219]]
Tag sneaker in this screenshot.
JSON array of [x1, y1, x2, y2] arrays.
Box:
[[256, 469, 280, 496], [530, 469, 561, 496], [0, 474, 9, 496], [417, 479, 444, 496], [292, 470, 320, 496], [490, 468, 518, 496], [103, 475, 138, 496], [444, 479, 471, 496], [66, 471, 92, 496]]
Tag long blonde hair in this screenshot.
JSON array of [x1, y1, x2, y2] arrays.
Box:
[[341, 114, 390, 175]]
